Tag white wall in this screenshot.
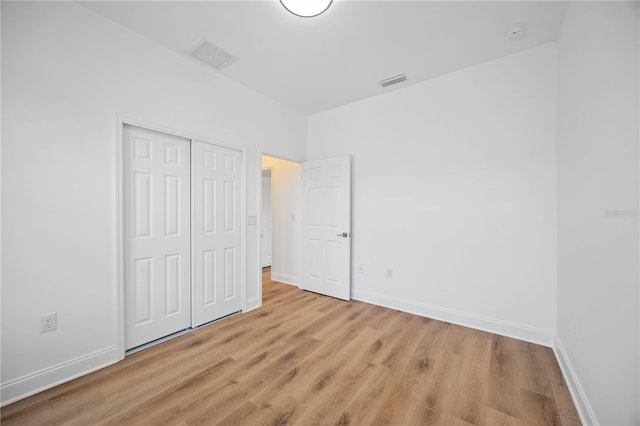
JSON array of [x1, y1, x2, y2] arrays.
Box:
[[1, 1, 306, 405], [262, 155, 301, 285], [308, 44, 558, 345], [5, 2, 637, 419], [555, 2, 639, 425]]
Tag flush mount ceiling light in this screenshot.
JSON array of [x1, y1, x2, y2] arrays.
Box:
[[280, 0, 333, 17]]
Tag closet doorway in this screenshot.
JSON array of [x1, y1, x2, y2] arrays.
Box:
[[122, 124, 243, 350]]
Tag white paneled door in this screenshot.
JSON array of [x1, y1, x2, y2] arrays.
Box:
[[124, 127, 243, 349], [123, 125, 191, 350], [301, 157, 351, 300], [192, 141, 242, 327]]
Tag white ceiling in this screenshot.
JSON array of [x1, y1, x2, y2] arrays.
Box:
[[81, 1, 567, 115]]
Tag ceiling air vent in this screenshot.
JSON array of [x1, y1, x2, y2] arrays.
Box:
[[506, 24, 526, 39], [378, 73, 407, 88], [189, 38, 238, 70]]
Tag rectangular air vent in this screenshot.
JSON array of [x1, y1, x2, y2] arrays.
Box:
[[378, 73, 407, 88], [189, 39, 238, 70]]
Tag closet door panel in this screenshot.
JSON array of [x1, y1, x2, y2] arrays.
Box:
[[123, 125, 191, 350], [192, 141, 242, 326]]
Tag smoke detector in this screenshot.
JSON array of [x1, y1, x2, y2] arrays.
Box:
[[189, 38, 238, 70], [506, 24, 526, 39], [379, 74, 407, 88]]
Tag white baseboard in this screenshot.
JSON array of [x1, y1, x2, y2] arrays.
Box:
[[1, 345, 120, 407], [553, 335, 599, 426], [352, 288, 554, 347], [270, 272, 299, 287]]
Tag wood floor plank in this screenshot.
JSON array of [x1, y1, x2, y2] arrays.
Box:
[[521, 388, 563, 426], [443, 323, 474, 355], [485, 408, 524, 426], [551, 383, 582, 426], [290, 300, 367, 341], [368, 317, 444, 424], [538, 346, 567, 386], [1, 272, 581, 426], [214, 400, 259, 426], [91, 356, 238, 425], [294, 328, 382, 425], [388, 322, 452, 420], [247, 394, 301, 426], [488, 335, 523, 418], [248, 322, 380, 411], [330, 364, 396, 426], [519, 343, 554, 397], [407, 349, 463, 425], [451, 333, 492, 425], [366, 305, 400, 330], [147, 337, 322, 425], [310, 302, 374, 342]]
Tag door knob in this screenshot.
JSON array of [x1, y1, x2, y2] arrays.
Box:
[[336, 232, 350, 238]]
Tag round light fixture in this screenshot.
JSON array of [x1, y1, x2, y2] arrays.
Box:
[[280, 0, 333, 17]]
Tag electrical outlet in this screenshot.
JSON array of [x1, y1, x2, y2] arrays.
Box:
[[40, 313, 57, 333], [386, 268, 393, 278], [358, 265, 364, 274]]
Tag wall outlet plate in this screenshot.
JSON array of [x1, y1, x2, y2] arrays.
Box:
[[40, 313, 57, 333]]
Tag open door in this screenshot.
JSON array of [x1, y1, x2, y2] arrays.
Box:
[[301, 156, 351, 300]]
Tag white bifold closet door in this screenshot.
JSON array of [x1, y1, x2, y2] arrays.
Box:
[[191, 141, 242, 327], [123, 125, 191, 350]]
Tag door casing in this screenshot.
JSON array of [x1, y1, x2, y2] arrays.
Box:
[[261, 168, 274, 268]]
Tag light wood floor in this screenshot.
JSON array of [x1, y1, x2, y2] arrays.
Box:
[[2, 269, 580, 425]]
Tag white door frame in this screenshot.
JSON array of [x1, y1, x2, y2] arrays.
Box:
[[261, 167, 274, 268], [116, 116, 247, 358]]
